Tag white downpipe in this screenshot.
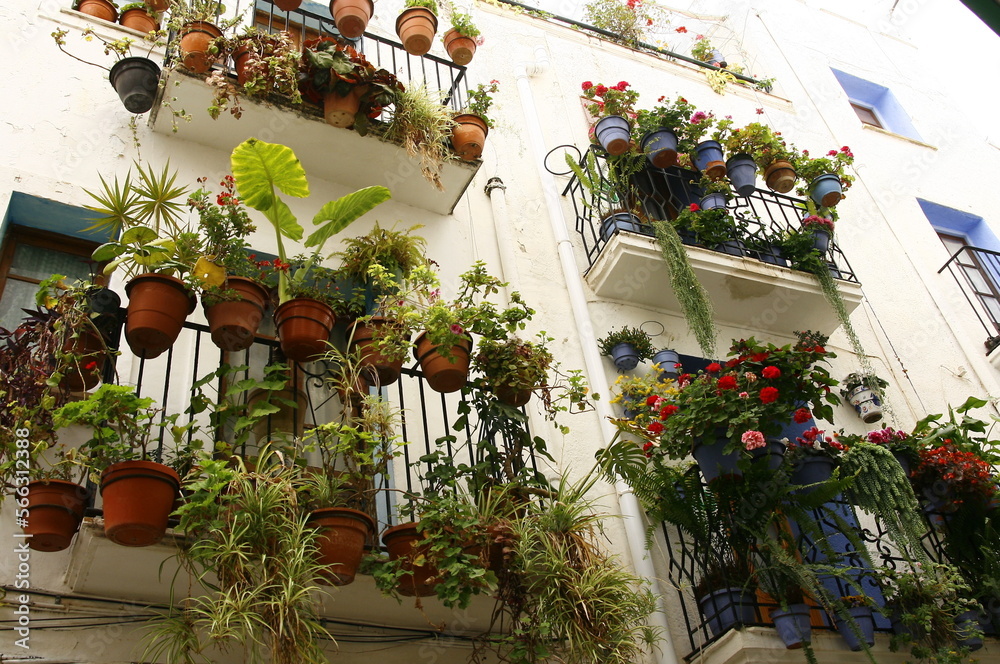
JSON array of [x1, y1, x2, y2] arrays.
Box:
[[484, 176, 521, 294], [513, 49, 680, 664]]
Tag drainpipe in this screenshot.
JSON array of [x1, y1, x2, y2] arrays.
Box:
[[484, 176, 521, 294], [513, 47, 680, 664]]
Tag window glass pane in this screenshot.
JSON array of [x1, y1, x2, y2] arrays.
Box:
[[0, 279, 40, 331], [11, 243, 93, 282]]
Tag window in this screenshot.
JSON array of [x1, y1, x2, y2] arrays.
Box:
[[0, 227, 102, 330], [831, 68, 922, 141]]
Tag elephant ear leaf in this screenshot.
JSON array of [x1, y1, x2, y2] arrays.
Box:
[[231, 138, 309, 241], [306, 186, 392, 251]]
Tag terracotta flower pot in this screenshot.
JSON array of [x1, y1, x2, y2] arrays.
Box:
[[307, 507, 375, 586], [395, 6, 438, 56], [329, 0, 374, 38], [145, 0, 170, 10], [232, 45, 253, 85], [496, 384, 532, 407], [764, 160, 796, 194], [100, 460, 180, 547], [382, 521, 437, 597], [119, 8, 158, 32], [179, 21, 223, 74], [451, 113, 489, 161], [24, 480, 91, 552], [124, 273, 196, 360], [273, 297, 336, 363], [413, 332, 472, 393], [442, 29, 476, 65], [323, 85, 367, 128], [348, 317, 408, 386], [202, 277, 270, 352], [76, 0, 117, 21], [273, 0, 302, 10], [61, 331, 106, 392]]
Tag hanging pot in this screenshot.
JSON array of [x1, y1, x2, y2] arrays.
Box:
[[708, 49, 727, 67], [756, 244, 787, 267], [809, 227, 832, 254], [599, 212, 644, 241], [395, 6, 438, 56], [640, 129, 678, 168], [834, 606, 875, 651], [651, 349, 680, 380], [307, 507, 375, 586], [846, 385, 883, 424], [77, 0, 117, 21], [714, 239, 746, 257], [809, 173, 843, 208], [145, 0, 170, 10], [451, 114, 489, 161], [348, 317, 408, 386], [119, 8, 158, 32], [764, 160, 796, 193], [594, 115, 631, 156], [700, 192, 728, 210], [726, 153, 757, 196], [329, 0, 374, 38], [413, 332, 473, 393], [694, 140, 727, 180], [202, 277, 270, 352], [382, 521, 437, 597], [179, 21, 223, 74], [100, 460, 180, 547], [442, 29, 476, 65], [609, 342, 640, 372], [61, 330, 106, 392], [323, 85, 367, 128], [772, 603, 812, 649], [273, 0, 303, 10], [274, 297, 336, 363], [24, 480, 91, 552], [752, 437, 787, 472], [955, 610, 985, 651], [790, 453, 836, 493], [692, 431, 741, 483], [109, 57, 161, 114], [124, 273, 196, 360], [496, 384, 532, 407], [697, 587, 756, 637]]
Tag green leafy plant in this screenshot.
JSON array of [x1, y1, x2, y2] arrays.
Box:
[[460, 79, 499, 127], [404, 0, 438, 10], [582, 0, 667, 46], [690, 34, 716, 62], [206, 28, 302, 119], [382, 84, 456, 190], [725, 122, 796, 169], [794, 146, 856, 199], [634, 94, 699, 154], [651, 219, 717, 356], [598, 325, 656, 360], [447, 11, 481, 39]]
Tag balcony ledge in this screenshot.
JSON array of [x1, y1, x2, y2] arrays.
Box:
[[585, 232, 863, 335], [150, 70, 480, 215]]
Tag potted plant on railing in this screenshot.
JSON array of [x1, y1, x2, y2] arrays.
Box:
[[229, 139, 390, 362], [75, 0, 119, 21], [800, 214, 835, 254], [302, 39, 403, 131], [118, 2, 160, 32], [633, 94, 698, 169], [691, 34, 725, 66], [396, 0, 439, 56], [382, 84, 456, 190], [473, 333, 554, 408], [53, 384, 187, 547], [671, 202, 736, 251], [206, 27, 302, 119], [598, 325, 655, 372], [839, 371, 888, 423], [168, 0, 243, 74], [189, 175, 271, 351], [21, 444, 93, 553], [794, 146, 855, 209], [328, 0, 373, 38], [441, 12, 482, 65], [725, 122, 798, 193], [582, 80, 640, 156], [688, 111, 730, 180], [697, 174, 732, 211], [452, 79, 498, 161]]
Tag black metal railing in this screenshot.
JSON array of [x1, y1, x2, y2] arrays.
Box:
[[938, 245, 1000, 354], [94, 317, 539, 532], [559, 145, 858, 282], [660, 467, 954, 656]]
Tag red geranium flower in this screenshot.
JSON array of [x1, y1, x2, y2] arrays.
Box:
[[648, 421, 665, 435], [760, 386, 779, 403], [582, 81, 593, 90], [717, 376, 738, 390], [646, 395, 660, 407], [675, 26, 687, 33], [793, 408, 812, 424], [751, 352, 770, 362], [762, 366, 781, 379], [688, 203, 700, 212], [659, 404, 678, 419], [705, 362, 721, 373]]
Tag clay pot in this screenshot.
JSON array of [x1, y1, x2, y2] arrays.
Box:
[[273, 298, 336, 363], [273, 0, 302, 10], [451, 114, 489, 161], [442, 29, 476, 65], [395, 6, 438, 56], [24, 480, 91, 552], [179, 21, 223, 74], [308, 507, 375, 585], [202, 277, 270, 352], [124, 273, 196, 360], [413, 332, 472, 393], [764, 160, 797, 194], [61, 331, 106, 392], [382, 522, 437, 597], [119, 8, 158, 32], [348, 317, 409, 386], [329, 0, 374, 39], [497, 384, 532, 407], [145, 0, 170, 10], [109, 57, 161, 114], [323, 85, 367, 128], [77, 0, 117, 21], [100, 460, 180, 547]]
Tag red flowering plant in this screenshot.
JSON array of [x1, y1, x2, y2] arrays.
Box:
[[911, 444, 996, 511], [793, 146, 856, 197], [865, 426, 923, 468], [189, 175, 262, 300], [800, 215, 835, 233], [634, 95, 700, 153], [786, 425, 849, 460], [582, 80, 640, 120], [633, 337, 839, 459]]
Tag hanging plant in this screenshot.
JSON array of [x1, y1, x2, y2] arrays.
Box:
[[651, 219, 717, 358]]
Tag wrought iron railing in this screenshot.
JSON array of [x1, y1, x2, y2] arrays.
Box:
[[558, 145, 858, 283], [938, 245, 1000, 354]]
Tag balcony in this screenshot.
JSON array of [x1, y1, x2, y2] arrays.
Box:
[[150, 1, 478, 214], [938, 245, 1000, 356], [562, 147, 863, 335]]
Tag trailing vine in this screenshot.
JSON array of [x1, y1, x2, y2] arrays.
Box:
[[652, 219, 717, 357]]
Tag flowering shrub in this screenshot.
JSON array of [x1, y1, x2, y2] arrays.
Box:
[[800, 215, 834, 233], [911, 444, 997, 509], [583, 0, 668, 45], [670, 203, 735, 247], [724, 122, 796, 169], [582, 80, 640, 119], [634, 95, 699, 153], [794, 146, 856, 192], [626, 338, 839, 458], [690, 35, 716, 62], [463, 80, 500, 126], [788, 426, 848, 458]]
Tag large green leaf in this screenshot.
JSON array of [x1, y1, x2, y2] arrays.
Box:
[[120, 226, 158, 245], [231, 138, 309, 240], [91, 242, 128, 262], [305, 186, 392, 251]]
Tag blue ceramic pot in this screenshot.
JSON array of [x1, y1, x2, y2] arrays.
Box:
[[640, 129, 679, 168], [726, 153, 757, 196], [651, 349, 680, 379], [700, 192, 729, 210], [790, 454, 836, 493], [600, 212, 644, 241], [772, 603, 812, 649], [610, 342, 640, 371], [698, 587, 756, 637], [714, 239, 746, 257], [693, 433, 741, 483], [810, 227, 832, 254], [694, 140, 727, 179], [594, 115, 631, 156], [834, 606, 875, 651], [809, 173, 843, 207], [757, 244, 787, 267]]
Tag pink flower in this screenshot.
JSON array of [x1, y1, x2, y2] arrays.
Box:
[[827, 150, 839, 157], [739, 391, 749, 399], [742, 430, 766, 450], [450, 324, 464, 334], [690, 111, 708, 124], [755, 108, 764, 115], [762, 366, 781, 379]]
